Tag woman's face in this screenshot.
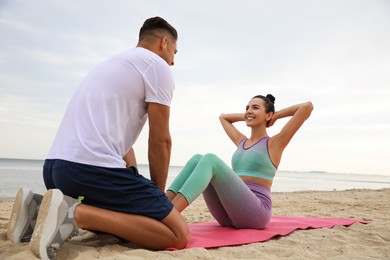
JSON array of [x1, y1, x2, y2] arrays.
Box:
[[244, 98, 271, 127]]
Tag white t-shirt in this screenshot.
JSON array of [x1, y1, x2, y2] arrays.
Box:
[[47, 47, 175, 168]]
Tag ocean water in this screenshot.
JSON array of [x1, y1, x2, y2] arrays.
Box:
[[1, 158, 389, 199]]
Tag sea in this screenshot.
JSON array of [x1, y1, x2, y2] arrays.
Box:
[[1, 158, 390, 199]]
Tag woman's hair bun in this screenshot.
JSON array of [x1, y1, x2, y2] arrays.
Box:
[[266, 94, 275, 104]]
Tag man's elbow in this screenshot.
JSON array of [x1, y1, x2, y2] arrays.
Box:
[[149, 135, 172, 149]]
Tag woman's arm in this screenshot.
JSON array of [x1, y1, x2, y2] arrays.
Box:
[[219, 113, 247, 146], [270, 101, 314, 152]]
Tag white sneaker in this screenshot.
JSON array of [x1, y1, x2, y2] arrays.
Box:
[[30, 189, 80, 260], [7, 188, 43, 243]]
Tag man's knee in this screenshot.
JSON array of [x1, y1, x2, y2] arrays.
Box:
[[173, 225, 190, 249], [162, 209, 190, 249]]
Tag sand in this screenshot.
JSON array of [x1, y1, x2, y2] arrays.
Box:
[[0, 188, 389, 259]]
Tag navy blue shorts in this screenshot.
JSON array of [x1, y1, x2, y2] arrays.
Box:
[[43, 159, 173, 221]]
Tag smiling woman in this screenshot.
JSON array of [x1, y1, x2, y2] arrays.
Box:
[[165, 94, 313, 230], [245, 94, 275, 128]]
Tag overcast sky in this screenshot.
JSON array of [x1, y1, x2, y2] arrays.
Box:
[[1, 0, 389, 175]]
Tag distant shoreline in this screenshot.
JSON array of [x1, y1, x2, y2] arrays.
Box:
[[1, 157, 389, 177]]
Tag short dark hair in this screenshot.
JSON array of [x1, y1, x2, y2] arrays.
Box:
[[139, 17, 178, 41]]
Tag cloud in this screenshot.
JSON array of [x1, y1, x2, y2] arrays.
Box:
[[0, 0, 389, 175]]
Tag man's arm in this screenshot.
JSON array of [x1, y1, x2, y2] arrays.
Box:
[[147, 102, 172, 191], [123, 147, 137, 168]]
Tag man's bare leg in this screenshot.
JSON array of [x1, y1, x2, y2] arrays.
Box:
[[75, 204, 190, 249]]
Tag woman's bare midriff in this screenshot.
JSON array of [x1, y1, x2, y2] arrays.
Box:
[[240, 176, 272, 189]]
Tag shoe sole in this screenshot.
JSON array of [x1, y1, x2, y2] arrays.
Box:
[[7, 188, 34, 243], [30, 189, 67, 260]]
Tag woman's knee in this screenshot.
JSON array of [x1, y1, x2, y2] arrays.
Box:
[[201, 153, 221, 163], [201, 153, 229, 174], [190, 153, 203, 162]]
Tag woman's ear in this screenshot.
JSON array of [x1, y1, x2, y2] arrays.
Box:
[[266, 112, 274, 121], [266, 112, 275, 127]]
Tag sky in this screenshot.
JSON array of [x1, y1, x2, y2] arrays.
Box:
[[0, 0, 389, 176]]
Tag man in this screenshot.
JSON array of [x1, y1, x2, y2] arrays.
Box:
[[7, 17, 189, 259]]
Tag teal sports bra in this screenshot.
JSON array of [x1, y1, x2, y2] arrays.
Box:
[[231, 137, 277, 181]]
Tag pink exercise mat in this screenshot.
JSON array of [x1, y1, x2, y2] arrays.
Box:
[[173, 216, 367, 249]]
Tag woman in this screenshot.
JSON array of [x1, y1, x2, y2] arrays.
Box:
[[166, 94, 313, 229]]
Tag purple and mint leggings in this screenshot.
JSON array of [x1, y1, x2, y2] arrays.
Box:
[[167, 153, 272, 229]]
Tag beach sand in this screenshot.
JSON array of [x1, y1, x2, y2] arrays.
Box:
[[0, 188, 389, 259]]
